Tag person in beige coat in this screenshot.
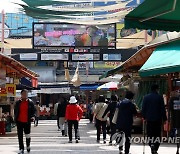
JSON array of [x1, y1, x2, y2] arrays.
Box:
[[93, 95, 108, 143]]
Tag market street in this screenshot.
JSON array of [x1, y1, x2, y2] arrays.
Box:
[[0, 119, 178, 154]]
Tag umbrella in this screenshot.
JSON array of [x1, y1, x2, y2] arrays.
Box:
[[124, 0, 180, 32], [97, 82, 119, 90]]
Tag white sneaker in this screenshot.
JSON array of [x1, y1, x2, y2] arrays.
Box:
[[27, 146, 30, 153], [18, 149, 24, 154]]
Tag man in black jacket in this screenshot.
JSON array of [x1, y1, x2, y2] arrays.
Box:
[[14, 89, 35, 154], [142, 84, 167, 154], [116, 91, 137, 154], [57, 97, 68, 136], [102, 95, 118, 145]]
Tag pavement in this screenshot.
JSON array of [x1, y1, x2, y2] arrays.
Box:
[[0, 119, 178, 154]]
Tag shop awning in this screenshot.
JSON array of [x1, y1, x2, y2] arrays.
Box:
[[99, 32, 180, 80], [80, 84, 100, 91], [124, 0, 180, 31], [139, 39, 180, 77], [0, 53, 39, 87]]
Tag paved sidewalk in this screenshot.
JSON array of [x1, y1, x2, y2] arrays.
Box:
[[0, 119, 177, 154]]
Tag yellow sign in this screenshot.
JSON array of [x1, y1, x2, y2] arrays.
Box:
[[94, 62, 121, 69], [0, 84, 16, 96]]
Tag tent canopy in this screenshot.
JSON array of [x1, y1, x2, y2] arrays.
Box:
[[139, 39, 180, 77], [125, 0, 180, 31]]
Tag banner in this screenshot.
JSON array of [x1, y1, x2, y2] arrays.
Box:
[[0, 84, 16, 97], [71, 63, 81, 87]]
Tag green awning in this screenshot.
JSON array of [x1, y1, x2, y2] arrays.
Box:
[[139, 39, 180, 77], [125, 0, 180, 31]]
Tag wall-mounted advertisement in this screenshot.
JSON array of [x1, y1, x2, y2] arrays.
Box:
[[41, 54, 69, 61], [72, 54, 100, 61], [103, 54, 121, 61], [33, 23, 116, 48]]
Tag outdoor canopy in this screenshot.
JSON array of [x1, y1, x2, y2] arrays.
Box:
[[124, 0, 180, 31], [139, 39, 180, 77]]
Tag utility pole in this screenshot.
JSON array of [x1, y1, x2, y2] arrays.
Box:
[[1, 10, 5, 53]]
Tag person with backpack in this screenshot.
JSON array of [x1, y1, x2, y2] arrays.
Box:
[[93, 95, 108, 144], [65, 96, 83, 143], [116, 91, 137, 154], [57, 97, 68, 136], [102, 95, 118, 145], [14, 89, 35, 154]]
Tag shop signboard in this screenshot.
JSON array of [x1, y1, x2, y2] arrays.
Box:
[[40, 87, 71, 94], [0, 84, 16, 97], [103, 54, 121, 61], [41, 53, 69, 61], [20, 53, 38, 61], [94, 61, 121, 69], [72, 53, 100, 61]]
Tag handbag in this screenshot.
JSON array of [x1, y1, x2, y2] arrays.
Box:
[[112, 108, 119, 124]]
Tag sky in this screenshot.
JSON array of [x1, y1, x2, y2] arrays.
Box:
[[0, 0, 23, 13]]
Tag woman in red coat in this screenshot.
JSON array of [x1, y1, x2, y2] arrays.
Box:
[[65, 96, 83, 143]]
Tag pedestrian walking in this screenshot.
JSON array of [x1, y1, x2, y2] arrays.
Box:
[[14, 89, 35, 154], [87, 101, 94, 123], [94, 95, 108, 144], [116, 91, 137, 154], [65, 96, 83, 143], [34, 101, 40, 127], [57, 97, 68, 136], [54, 99, 61, 131], [142, 84, 167, 154], [102, 95, 118, 145]]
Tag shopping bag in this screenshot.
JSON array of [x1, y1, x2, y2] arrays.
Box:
[[112, 108, 119, 124]]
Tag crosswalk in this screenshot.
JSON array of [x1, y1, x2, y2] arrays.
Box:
[[0, 119, 177, 154]]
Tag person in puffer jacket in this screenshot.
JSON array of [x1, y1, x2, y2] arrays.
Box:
[[65, 96, 83, 143], [93, 95, 108, 144]]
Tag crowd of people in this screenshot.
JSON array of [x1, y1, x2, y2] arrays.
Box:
[[14, 84, 167, 154]]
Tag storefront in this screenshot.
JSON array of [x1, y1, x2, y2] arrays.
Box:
[[0, 53, 38, 134]]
